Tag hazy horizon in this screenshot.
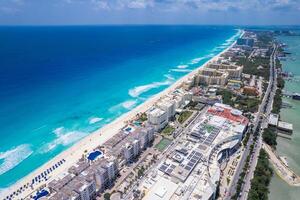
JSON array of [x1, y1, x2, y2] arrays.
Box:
[[0, 0, 300, 26]]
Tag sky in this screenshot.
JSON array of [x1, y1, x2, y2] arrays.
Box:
[[0, 0, 299, 25]]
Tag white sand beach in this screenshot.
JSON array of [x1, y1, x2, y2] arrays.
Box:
[[1, 33, 241, 199]]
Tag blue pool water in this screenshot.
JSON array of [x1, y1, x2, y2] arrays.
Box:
[[87, 151, 103, 161], [0, 25, 241, 189], [33, 189, 49, 200]]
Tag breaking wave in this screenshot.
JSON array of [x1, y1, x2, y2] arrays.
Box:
[[170, 68, 193, 73], [40, 127, 87, 153], [109, 99, 138, 113], [0, 144, 33, 176], [128, 76, 174, 98], [177, 64, 189, 69], [89, 117, 103, 124]]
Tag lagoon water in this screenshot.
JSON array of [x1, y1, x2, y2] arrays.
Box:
[[0, 26, 241, 189], [269, 30, 300, 199]]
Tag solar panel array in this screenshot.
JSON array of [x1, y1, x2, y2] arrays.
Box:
[[190, 124, 220, 146], [159, 162, 176, 175], [182, 150, 203, 172]]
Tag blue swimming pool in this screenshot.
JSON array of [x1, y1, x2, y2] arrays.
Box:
[[87, 150, 103, 161], [33, 189, 49, 200]]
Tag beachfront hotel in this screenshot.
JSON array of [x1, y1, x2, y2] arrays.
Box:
[[147, 107, 168, 131], [46, 157, 118, 200], [194, 61, 244, 87], [207, 63, 243, 79], [105, 125, 155, 166], [38, 123, 155, 200], [195, 68, 229, 86]]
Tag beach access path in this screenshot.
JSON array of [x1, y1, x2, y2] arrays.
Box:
[[263, 143, 300, 186]]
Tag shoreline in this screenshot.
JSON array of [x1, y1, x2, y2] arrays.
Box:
[[1, 30, 242, 198], [269, 33, 300, 200]]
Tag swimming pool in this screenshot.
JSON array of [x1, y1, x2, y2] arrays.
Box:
[[87, 150, 103, 161]]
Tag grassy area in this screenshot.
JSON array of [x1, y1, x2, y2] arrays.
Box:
[[161, 125, 175, 137], [178, 111, 193, 124], [155, 138, 172, 152], [217, 89, 261, 113], [216, 89, 234, 106], [204, 124, 214, 133], [248, 149, 273, 200], [236, 96, 261, 113]]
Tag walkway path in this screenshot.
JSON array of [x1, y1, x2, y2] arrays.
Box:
[[263, 143, 300, 186]]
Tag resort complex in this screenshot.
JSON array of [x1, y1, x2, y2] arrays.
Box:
[[2, 29, 294, 200]]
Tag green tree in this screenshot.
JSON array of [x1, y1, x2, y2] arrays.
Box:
[[104, 193, 111, 200]]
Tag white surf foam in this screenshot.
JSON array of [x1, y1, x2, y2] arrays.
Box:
[[164, 74, 175, 80], [122, 100, 137, 109], [128, 77, 174, 98], [177, 64, 189, 69], [89, 117, 103, 124], [170, 68, 193, 73], [109, 99, 138, 113], [223, 29, 242, 46], [0, 144, 33, 176], [189, 53, 214, 65], [40, 127, 87, 153], [189, 57, 205, 64]]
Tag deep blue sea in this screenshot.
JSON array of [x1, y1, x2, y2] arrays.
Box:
[[0, 25, 241, 189]]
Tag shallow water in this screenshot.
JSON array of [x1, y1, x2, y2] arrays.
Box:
[[269, 31, 300, 200]]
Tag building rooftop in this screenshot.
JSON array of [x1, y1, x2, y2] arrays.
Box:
[[148, 107, 166, 117], [143, 177, 178, 200], [268, 113, 279, 126], [207, 103, 248, 125], [278, 121, 293, 131]]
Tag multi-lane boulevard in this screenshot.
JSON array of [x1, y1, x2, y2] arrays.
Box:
[[238, 44, 278, 200], [225, 43, 278, 200]]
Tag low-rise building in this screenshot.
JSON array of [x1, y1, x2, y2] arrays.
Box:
[[278, 121, 293, 134], [243, 86, 259, 96], [268, 113, 279, 127]]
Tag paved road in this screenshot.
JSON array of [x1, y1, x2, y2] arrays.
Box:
[[238, 44, 278, 200], [225, 44, 277, 200]]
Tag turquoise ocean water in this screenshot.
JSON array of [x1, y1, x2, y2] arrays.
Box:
[[269, 29, 300, 200], [0, 26, 241, 189]]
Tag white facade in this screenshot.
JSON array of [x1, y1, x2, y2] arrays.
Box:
[[106, 162, 116, 181], [147, 107, 168, 131], [95, 167, 108, 191], [76, 181, 95, 200], [157, 99, 176, 120], [132, 139, 140, 157], [123, 140, 141, 163]]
